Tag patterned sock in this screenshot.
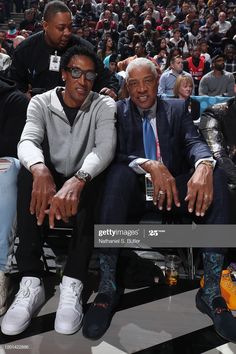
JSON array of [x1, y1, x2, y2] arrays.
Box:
[[98, 252, 118, 296], [202, 252, 224, 309]]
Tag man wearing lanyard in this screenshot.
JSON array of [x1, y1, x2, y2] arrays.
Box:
[[9, 0, 118, 99], [82, 57, 236, 342]]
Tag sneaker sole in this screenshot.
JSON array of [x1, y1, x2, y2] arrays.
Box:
[[1, 318, 32, 336], [1, 295, 45, 336], [54, 316, 83, 335]]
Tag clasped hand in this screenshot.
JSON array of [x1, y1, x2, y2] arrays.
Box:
[[30, 164, 84, 228]]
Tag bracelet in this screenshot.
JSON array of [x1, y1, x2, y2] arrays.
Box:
[[199, 160, 214, 169]]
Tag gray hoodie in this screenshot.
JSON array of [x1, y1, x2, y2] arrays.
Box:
[[18, 87, 117, 179]]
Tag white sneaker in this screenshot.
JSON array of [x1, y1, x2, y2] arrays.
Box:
[[55, 276, 83, 335], [1, 277, 45, 335], [0, 271, 9, 316]]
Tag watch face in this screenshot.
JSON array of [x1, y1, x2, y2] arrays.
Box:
[[75, 171, 90, 181]]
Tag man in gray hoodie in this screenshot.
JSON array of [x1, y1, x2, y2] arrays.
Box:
[[1, 45, 116, 336]]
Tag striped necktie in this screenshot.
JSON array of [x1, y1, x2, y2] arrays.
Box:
[[142, 111, 157, 160]]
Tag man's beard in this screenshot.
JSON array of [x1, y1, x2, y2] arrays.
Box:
[[214, 63, 225, 71]]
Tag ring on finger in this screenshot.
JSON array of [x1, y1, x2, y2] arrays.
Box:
[[158, 190, 165, 196]]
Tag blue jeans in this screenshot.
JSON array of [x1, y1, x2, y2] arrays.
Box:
[[0, 157, 20, 272]]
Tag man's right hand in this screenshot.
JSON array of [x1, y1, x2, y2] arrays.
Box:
[[141, 160, 180, 210], [30, 163, 56, 226]]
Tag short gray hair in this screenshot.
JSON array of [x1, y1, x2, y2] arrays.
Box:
[[126, 58, 157, 80]]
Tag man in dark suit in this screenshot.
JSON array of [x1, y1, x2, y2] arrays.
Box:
[[82, 57, 236, 342]]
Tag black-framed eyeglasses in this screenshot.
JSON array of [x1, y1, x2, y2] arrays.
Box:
[[64, 67, 97, 81]]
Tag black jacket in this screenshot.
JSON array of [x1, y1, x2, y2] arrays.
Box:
[[9, 31, 119, 94], [199, 98, 236, 186], [0, 75, 29, 157]]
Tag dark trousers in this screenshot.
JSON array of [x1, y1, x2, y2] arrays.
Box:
[[16, 166, 103, 282], [99, 163, 230, 255]]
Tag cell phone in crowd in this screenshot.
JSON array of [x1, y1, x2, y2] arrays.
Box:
[[145, 173, 154, 201]]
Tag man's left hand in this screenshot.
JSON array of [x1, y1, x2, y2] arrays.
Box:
[[47, 177, 85, 229], [185, 163, 213, 217], [99, 87, 117, 100]]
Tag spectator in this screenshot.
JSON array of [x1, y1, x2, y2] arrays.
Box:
[[79, 0, 97, 23], [140, 5, 160, 23], [168, 28, 189, 56], [175, 1, 190, 22], [165, 5, 176, 24], [199, 39, 212, 64], [199, 53, 235, 96], [12, 35, 25, 49], [173, 74, 200, 121], [158, 55, 193, 95], [179, 14, 193, 36], [1, 45, 116, 337], [154, 48, 167, 72], [184, 20, 201, 50], [183, 45, 211, 95], [6, 20, 20, 40], [199, 97, 236, 222], [19, 8, 37, 32], [117, 12, 129, 33], [100, 3, 119, 26], [103, 53, 125, 96], [224, 44, 236, 73], [19, 29, 30, 38], [208, 23, 223, 54], [117, 24, 137, 60], [84, 57, 236, 343], [0, 75, 29, 317], [9, 1, 119, 99], [156, 16, 171, 37], [97, 34, 116, 61], [216, 11, 232, 36], [199, 96, 236, 187], [163, 46, 183, 70], [0, 30, 13, 57], [0, 52, 11, 76], [117, 41, 158, 73], [199, 14, 215, 40], [140, 19, 156, 45], [95, 10, 117, 34], [130, 2, 142, 27]]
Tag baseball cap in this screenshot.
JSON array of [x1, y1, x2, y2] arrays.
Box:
[[127, 24, 136, 31]]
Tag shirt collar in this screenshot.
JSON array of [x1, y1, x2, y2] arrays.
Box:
[[137, 99, 157, 119]]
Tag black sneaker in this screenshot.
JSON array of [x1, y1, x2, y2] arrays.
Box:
[[82, 292, 119, 340], [196, 288, 236, 342]]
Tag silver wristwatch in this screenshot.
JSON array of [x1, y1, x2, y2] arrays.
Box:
[[74, 170, 91, 183]]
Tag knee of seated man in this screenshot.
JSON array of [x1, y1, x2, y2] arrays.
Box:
[[0, 158, 20, 176], [213, 166, 228, 191]]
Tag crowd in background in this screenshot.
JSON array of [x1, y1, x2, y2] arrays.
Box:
[[0, 0, 236, 98]]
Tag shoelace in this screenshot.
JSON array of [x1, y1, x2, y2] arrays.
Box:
[[59, 282, 82, 307], [11, 280, 34, 308]]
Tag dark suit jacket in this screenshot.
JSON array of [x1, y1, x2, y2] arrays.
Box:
[[116, 96, 212, 177]]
